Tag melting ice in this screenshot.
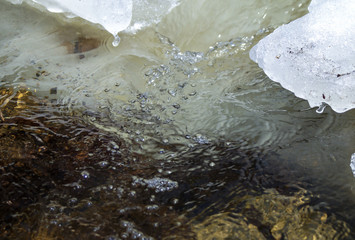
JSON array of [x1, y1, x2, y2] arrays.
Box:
[[250, 0, 355, 113], [8, 0, 180, 46]]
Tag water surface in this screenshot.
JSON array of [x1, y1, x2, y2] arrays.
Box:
[[1, 0, 355, 239]]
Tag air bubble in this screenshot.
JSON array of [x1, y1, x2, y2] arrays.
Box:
[[144, 177, 178, 193], [81, 170, 90, 179], [168, 89, 177, 97], [68, 197, 78, 207], [145, 205, 159, 211], [98, 161, 109, 167], [194, 134, 209, 144], [172, 103, 180, 109]]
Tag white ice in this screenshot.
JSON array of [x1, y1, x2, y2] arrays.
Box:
[[11, 0, 133, 37], [250, 0, 355, 113], [8, 0, 179, 40]]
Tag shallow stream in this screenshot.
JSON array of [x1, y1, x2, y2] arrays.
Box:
[[1, 0, 355, 239]]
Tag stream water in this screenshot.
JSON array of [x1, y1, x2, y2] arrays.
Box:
[[1, 0, 355, 239]]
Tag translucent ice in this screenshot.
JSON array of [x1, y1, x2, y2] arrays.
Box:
[[128, 0, 180, 33], [8, 0, 180, 40], [250, 0, 355, 113], [33, 0, 132, 37]]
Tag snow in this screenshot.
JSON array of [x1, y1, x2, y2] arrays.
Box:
[[250, 0, 355, 113]]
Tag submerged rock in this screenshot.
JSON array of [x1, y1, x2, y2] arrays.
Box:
[[63, 37, 100, 58], [192, 188, 350, 240]]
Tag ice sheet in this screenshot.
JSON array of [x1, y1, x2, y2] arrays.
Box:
[[250, 0, 355, 113]]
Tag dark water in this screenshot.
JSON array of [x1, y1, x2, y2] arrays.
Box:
[[1, 0, 355, 239]]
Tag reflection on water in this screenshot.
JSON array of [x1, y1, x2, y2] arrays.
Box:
[[1, 0, 355, 239]]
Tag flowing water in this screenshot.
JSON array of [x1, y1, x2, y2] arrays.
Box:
[[0, 0, 355, 239]]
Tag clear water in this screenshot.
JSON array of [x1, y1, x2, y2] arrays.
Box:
[[0, 0, 355, 239]]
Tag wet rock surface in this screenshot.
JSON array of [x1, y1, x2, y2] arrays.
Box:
[[63, 37, 100, 59], [0, 88, 352, 239]]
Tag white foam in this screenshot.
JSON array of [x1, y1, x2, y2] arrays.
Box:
[[250, 0, 355, 113]]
